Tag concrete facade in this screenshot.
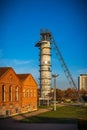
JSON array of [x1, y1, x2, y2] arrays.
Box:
[[79, 74, 87, 90], [35, 29, 52, 105], [40, 40, 51, 97]]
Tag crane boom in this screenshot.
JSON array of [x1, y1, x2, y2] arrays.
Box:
[[51, 37, 77, 89]]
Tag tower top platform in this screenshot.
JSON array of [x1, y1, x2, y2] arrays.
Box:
[[35, 29, 52, 47], [40, 29, 52, 38]]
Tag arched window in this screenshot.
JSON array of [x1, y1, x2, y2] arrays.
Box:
[[9, 86, 12, 101], [2, 85, 5, 101], [23, 89, 25, 98], [15, 86, 18, 101], [26, 89, 29, 97]]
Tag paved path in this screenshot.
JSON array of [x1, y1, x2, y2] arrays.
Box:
[[0, 108, 78, 130], [12, 108, 51, 120]]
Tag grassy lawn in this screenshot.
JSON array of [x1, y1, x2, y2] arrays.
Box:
[[22, 104, 87, 130]]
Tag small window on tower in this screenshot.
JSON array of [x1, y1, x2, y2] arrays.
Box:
[[45, 61, 47, 64], [48, 67, 50, 71]]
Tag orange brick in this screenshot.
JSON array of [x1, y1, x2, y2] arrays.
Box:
[[0, 67, 38, 117]]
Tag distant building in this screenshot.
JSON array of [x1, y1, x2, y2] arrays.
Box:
[[78, 74, 87, 90], [0, 67, 38, 117]]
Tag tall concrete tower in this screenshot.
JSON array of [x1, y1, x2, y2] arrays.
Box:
[[35, 29, 52, 105]]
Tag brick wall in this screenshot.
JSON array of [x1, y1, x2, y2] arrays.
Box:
[[21, 74, 37, 112], [0, 68, 38, 117], [0, 68, 22, 117]]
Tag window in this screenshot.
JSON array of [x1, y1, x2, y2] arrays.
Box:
[[34, 90, 36, 97], [6, 110, 9, 116], [23, 89, 25, 98], [26, 89, 29, 97], [16, 108, 18, 113], [9, 86, 12, 101], [2, 85, 5, 102], [15, 86, 18, 101], [30, 89, 32, 97]]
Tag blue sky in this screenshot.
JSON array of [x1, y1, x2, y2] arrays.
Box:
[[0, 0, 87, 89]]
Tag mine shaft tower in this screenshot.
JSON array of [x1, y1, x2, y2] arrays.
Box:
[[35, 29, 52, 105], [35, 29, 81, 105]]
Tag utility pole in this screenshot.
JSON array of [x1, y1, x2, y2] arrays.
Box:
[[52, 74, 59, 111]]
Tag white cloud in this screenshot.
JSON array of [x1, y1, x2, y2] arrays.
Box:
[[1, 57, 84, 89], [13, 59, 31, 65], [0, 58, 34, 66], [0, 58, 38, 73]]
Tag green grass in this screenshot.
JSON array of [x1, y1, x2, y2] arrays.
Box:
[[22, 105, 87, 129], [25, 105, 87, 121]]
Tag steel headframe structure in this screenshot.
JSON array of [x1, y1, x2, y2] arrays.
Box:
[[49, 33, 82, 102]]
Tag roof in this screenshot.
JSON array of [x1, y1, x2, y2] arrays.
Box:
[[0, 67, 38, 86], [0, 67, 12, 78], [17, 74, 30, 82], [80, 74, 87, 76]]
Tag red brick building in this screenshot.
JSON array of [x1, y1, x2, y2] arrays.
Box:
[[0, 67, 38, 117], [17, 74, 37, 112]]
